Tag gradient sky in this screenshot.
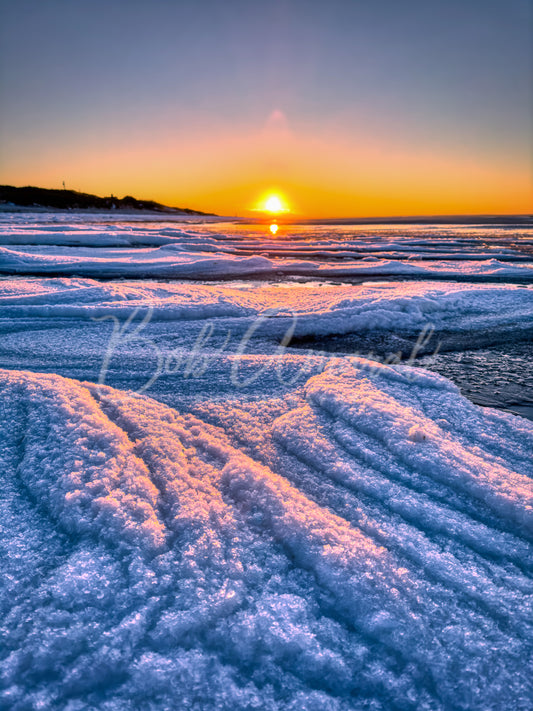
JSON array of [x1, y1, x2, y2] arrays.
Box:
[[1, 0, 531, 216]]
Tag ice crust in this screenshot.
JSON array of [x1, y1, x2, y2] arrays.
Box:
[[1, 277, 533, 342], [1, 364, 532, 710], [2, 214, 533, 709], [1, 216, 533, 280]]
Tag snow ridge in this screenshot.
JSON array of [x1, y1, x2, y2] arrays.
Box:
[[1, 365, 532, 710]]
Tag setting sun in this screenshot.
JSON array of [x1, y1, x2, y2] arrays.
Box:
[[265, 196, 283, 213], [258, 193, 289, 214]]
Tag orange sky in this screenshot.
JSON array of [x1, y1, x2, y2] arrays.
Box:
[[1, 2, 531, 218], [3, 109, 532, 217]]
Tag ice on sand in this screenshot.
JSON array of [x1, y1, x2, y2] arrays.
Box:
[[1, 361, 532, 710]]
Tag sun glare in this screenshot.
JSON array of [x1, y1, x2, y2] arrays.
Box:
[[265, 195, 283, 212], [269, 223, 279, 235], [258, 193, 289, 214]]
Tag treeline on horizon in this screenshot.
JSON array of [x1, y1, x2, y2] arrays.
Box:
[[0, 185, 213, 215]]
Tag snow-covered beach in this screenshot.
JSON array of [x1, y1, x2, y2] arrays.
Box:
[[2, 214, 533, 281], [1, 213, 533, 710]]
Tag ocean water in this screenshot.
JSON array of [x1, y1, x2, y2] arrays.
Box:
[[1, 213, 532, 710]]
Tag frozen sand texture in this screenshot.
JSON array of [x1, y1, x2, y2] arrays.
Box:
[[1, 364, 532, 710], [1, 278, 532, 340], [1, 216, 533, 280], [2, 243, 533, 280]]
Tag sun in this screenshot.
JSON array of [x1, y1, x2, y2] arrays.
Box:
[[265, 195, 284, 213], [257, 193, 290, 214]]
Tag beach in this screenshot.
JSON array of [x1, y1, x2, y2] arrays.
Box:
[[1, 212, 532, 709]]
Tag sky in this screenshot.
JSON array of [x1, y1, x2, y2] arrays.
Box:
[[0, 0, 532, 217]]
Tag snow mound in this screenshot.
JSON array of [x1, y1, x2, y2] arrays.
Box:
[[1, 278, 533, 342], [1, 366, 532, 709]]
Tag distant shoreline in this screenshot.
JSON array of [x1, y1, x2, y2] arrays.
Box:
[[2, 205, 531, 227], [0, 184, 531, 225], [0, 204, 222, 219], [0, 184, 215, 216]]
